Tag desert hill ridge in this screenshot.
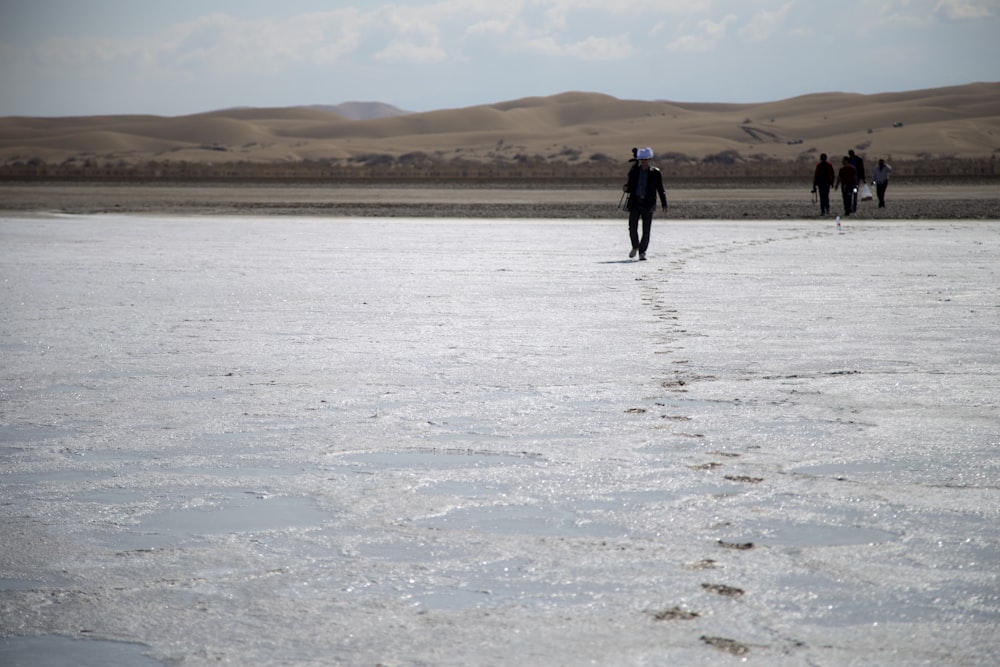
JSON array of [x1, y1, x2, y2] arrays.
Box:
[[207, 101, 412, 121], [2, 82, 999, 173]]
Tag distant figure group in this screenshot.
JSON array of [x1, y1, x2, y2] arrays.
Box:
[[813, 150, 892, 216]]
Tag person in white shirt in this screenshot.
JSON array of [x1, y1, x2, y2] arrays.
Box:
[[872, 159, 893, 208]]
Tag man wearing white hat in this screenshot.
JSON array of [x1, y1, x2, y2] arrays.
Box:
[[622, 147, 668, 260]]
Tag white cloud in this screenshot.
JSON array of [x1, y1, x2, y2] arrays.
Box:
[[9, 2, 748, 79], [466, 19, 512, 37], [29, 10, 371, 75], [372, 6, 447, 63], [668, 15, 737, 53], [374, 38, 448, 64], [933, 0, 998, 19], [738, 2, 793, 42], [523, 33, 634, 60], [23, 3, 678, 74]]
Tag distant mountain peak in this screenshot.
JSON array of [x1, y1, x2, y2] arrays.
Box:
[[307, 102, 412, 121]]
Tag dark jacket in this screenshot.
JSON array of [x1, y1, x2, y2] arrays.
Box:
[[625, 166, 668, 210], [848, 155, 866, 182], [813, 160, 835, 187], [836, 164, 858, 189]]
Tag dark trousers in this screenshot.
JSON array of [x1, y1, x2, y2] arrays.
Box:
[[628, 206, 653, 252], [841, 185, 854, 215], [876, 182, 888, 207], [817, 185, 831, 214]]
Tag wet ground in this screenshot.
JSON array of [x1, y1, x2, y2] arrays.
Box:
[[1, 215, 999, 665], [1, 181, 998, 219]]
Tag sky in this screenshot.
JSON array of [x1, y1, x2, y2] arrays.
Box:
[[1, 0, 999, 117]]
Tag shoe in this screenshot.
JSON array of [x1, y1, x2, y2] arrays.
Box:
[[629, 247, 637, 258], [639, 253, 647, 261]]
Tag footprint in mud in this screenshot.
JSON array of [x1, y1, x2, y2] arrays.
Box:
[[717, 539, 754, 550], [683, 558, 718, 570], [646, 606, 700, 621], [702, 583, 745, 597], [724, 475, 764, 483], [701, 635, 750, 655]]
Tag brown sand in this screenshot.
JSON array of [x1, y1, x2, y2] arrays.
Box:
[[2, 83, 999, 168], [1, 182, 997, 219]]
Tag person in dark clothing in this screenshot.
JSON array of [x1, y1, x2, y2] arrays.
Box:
[[834, 156, 858, 216], [848, 150, 866, 212], [622, 147, 668, 260], [812, 153, 835, 215]]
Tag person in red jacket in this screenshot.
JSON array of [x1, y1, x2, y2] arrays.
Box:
[[833, 156, 858, 216], [812, 153, 835, 216]]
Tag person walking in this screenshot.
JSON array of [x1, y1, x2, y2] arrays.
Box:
[[848, 150, 866, 212], [834, 156, 858, 217], [812, 153, 835, 216], [872, 158, 893, 207], [622, 147, 668, 260]]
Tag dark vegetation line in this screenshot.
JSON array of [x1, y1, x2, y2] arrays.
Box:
[[1, 156, 997, 182]]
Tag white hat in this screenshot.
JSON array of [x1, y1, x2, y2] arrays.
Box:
[[636, 147, 654, 160]]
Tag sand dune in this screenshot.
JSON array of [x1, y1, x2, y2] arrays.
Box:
[[1, 82, 998, 167]]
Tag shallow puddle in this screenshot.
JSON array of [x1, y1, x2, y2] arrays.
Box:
[[2, 469, 121, 486], [725, 519, 899, 547], [0, 425, 75, 444], [791, 461, 902, 477], [341, 449, 539, 471], [418, 503, 628, 538], [0, 578, 47, 591], [100, 492, 329, 549], [0, 635, 162, 667]]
